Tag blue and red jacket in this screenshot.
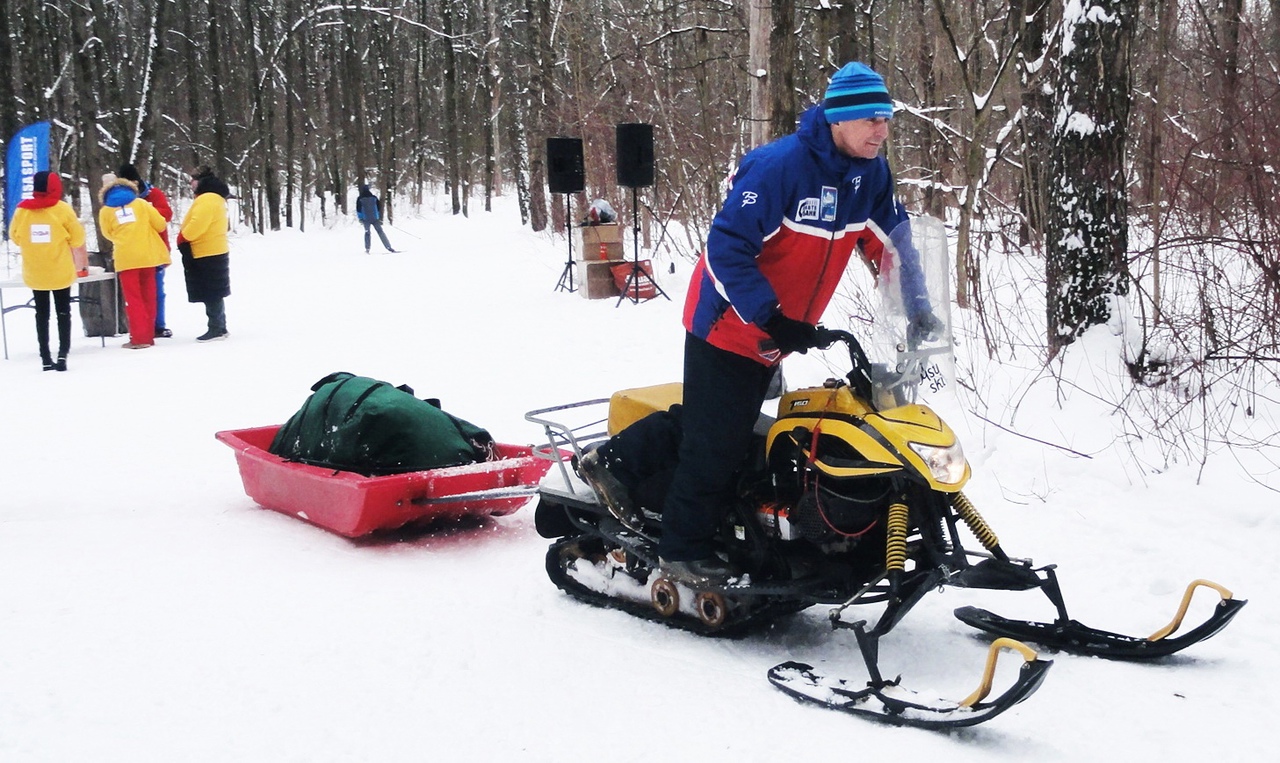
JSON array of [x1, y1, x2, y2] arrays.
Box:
[[683, 105, 924, 365]]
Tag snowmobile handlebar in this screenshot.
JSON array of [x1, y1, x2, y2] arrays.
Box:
[[815, 328, 875, 404]]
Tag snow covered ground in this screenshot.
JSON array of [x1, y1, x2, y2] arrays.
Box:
[[1, 197, 1274, 761]]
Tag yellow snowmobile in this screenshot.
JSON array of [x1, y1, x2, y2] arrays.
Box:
[[524, 218, 1244, 729]]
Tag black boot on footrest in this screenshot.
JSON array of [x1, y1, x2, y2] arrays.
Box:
[[578, 448, 644, 532], [659, 556, 739, 588]]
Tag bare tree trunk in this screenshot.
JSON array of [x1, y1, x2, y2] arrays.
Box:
[[523, 0, 551, 232], [915, 0, 944, 218], [748, 0, 770, 147], [1145, 0, 1175, 322], [932, 0, 1023, 309], [0, 0, 17, 178], [768, 0, 796, 140], [208, 3, 229, 178], [71, 7, 107, 251], [123, 0, 166, 164], [344, 17, 368, 185], [284, 16, 297, 229], [441, 1, 463, 215], [1047, 0, 1137, 356], [823, 1, 863, 67], [1019, 0, 1053, 244], [184, 0, 201, 170], [1271, 0, 1280, 54], [482, 0, 499, 211]]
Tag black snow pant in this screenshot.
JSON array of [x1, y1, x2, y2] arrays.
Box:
[[657, 333, 775, 562], [593, 405, 684, 517], [33, 287, 72, 363]]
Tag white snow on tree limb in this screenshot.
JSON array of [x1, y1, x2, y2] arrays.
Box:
[[1057, 110, 1097, 135]]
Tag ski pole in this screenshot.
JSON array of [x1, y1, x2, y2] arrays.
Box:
[[387, 223, 421, 239]]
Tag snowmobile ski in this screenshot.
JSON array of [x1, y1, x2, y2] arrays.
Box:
[[768, 636, 1051, 730], [954, 579, 1246, 660]]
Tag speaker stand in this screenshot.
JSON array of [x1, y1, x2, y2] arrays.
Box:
[[616, 185, 670, 306], [554, 193, 576, 293]]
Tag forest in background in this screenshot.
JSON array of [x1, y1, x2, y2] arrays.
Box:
[[1, 1, 1277, 392]]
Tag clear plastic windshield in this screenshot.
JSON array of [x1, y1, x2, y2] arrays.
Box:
[[864, 215, 956, 410]]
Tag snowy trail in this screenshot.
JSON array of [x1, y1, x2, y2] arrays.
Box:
[[0, 201, 1271, 761]]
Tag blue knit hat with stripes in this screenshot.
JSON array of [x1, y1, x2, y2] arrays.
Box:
[[823, 62, 893, 124]]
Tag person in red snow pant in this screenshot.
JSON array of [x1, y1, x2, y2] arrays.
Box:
[[116, 267, 158, 346]]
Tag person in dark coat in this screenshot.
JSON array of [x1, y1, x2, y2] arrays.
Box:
[[176, 167, 232, 341], [356, 184, 397, 254]]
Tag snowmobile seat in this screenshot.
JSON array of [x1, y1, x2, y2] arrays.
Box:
[[607, 381, 775, 438], [608, 382, 683, 435]]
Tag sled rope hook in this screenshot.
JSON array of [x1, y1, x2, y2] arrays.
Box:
[[959, 637, 1040, 708], [1148, 579, 1236, 641]]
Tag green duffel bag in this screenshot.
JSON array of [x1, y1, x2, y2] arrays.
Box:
[[269, 372, 494, 476]]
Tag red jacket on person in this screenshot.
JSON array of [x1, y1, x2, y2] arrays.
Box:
[[140, 183, 173, 248]]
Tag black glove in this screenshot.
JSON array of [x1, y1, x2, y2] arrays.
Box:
[[813, 326, 839, 350], [763, 313, 818, 355], [908, 311, 944, 343]]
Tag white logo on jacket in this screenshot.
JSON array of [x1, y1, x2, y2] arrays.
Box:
[[796, 197, 820, 221], [30, 224, 51, 243], [115, 206, 136, 224]]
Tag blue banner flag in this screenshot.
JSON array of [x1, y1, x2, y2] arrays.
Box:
[[4, 122, 51, 240]]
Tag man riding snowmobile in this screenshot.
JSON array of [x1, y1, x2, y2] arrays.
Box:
[[525, 215, 1245, 728], [634, 61, 942, 589]]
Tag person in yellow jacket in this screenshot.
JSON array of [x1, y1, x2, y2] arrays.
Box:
[[7, 171, 88, 371], [98, 174, 170, 349], [176, 166, 231, 342]]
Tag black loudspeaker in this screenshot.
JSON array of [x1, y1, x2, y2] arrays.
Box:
[[546, 137, 585, 194], [615, 123, 654, 188]]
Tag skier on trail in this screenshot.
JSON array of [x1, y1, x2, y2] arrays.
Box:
[[356, 184, 397, 254]]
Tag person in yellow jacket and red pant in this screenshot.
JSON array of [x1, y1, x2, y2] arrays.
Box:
[[7, 171, 88, 371], [176, 166, 231, 342], [98, 174, 171, 349]]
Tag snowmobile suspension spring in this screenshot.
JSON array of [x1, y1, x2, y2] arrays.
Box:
[[885, 502, 909, 572], [953, 492, 1000, 552]]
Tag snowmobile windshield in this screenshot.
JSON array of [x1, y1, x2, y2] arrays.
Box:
[[863, 215, 956, 410]]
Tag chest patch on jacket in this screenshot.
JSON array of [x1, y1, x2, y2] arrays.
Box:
[[820, 186, 837, 221], [797, 186, 839, 222]]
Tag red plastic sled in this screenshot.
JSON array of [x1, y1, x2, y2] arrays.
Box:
[[215, 425, 552, 538]]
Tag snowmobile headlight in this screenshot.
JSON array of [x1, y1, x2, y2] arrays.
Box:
[[908, 441, 967, 485]]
